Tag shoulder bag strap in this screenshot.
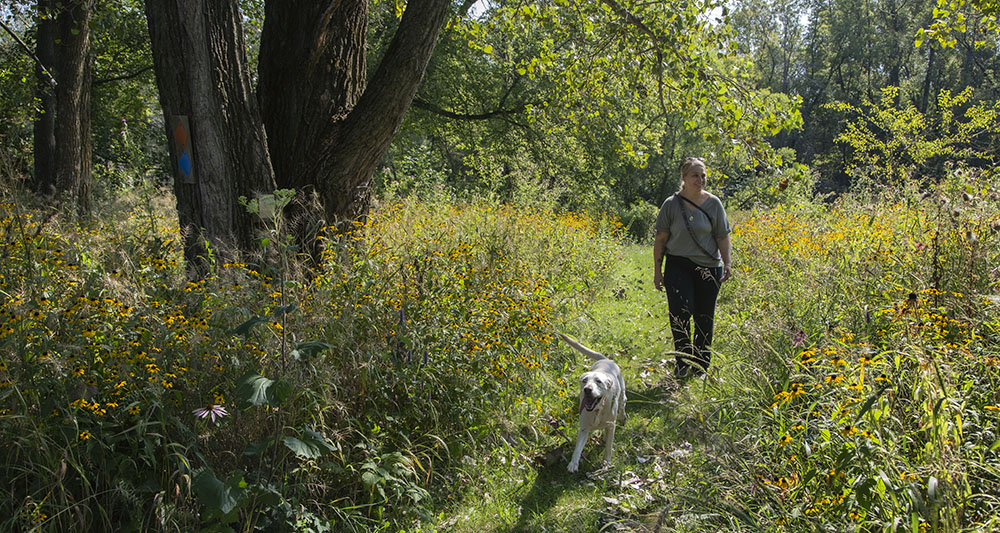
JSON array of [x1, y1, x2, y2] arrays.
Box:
[[677, 193, 713, 225], [674, 193, 716, 260]]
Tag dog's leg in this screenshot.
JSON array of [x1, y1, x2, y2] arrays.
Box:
[[617, 379, 627, 423], [602, 423, 616, 464], [568, 428, 589, 472]]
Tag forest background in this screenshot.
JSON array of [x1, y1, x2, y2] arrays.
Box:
[[0, 0, 998, 531]]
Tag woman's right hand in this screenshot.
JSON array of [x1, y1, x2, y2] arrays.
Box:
[[654, 270, 664, 292]]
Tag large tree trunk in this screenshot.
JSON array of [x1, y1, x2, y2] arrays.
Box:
[[258, 0, 452, 224], [145, 0, 276, 268], [53, 0, 94, 216], [145, 0, 450, 270], [257, 0, 368, 194], [32, 0, 93, 214]]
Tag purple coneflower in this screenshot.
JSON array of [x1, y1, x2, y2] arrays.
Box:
[[192, 404, 229, 424], [792, 330, 807, 347]]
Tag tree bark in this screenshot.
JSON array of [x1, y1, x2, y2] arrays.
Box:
[[145, 0, 451, 269], [919, 44, 935, 114], [259, 0, 452, 224], [145, 0, 275, 268], [31, 0, 93, 214], [257, 0, 368, 194], [52, 0, 94, 216]]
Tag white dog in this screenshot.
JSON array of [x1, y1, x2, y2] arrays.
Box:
[[559, 333, 626, 472]]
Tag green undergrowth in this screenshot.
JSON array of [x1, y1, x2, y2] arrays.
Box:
[[0, 189, 623, 531], [2, 166, 1000, 532], [434, 170, 1000, 532]]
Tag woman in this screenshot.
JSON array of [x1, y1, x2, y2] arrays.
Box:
[[653, 157, 732, 378]]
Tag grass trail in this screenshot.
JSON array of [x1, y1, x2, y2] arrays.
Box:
[[440, 244, 739, 532]]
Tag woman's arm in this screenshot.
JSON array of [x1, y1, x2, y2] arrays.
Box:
[[653, 231, 669, 291], [717, 234, 732, 282]]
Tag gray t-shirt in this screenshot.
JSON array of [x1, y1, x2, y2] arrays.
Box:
[[655, 193, 731, 267]]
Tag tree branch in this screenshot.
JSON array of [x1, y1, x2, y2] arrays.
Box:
[[0, 17, 57, 87], [599, 0, 659, 41], [412, 97, 541, 120], [94, 65, 154, 86]]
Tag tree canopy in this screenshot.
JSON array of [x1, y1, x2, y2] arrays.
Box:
[[0, 0, 996, 254]]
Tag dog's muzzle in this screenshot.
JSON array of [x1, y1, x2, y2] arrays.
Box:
[[581, 390, 603, 412]]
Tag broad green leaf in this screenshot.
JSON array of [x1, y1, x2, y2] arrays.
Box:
[[231, 316, 267, 336], [292, 340, 334, 360], [192, 468, 246, 515], [283, 426, 336, 459], [236, 372, 291, 408]]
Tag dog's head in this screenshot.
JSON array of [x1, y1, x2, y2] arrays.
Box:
[[579, 371, 615, 412]]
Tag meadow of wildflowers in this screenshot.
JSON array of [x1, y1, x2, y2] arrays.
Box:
[[2, 163, 999, 531], [432, 166, 1000, 533], [696, 168, 1000, 532], [0, 189, 623, 531]]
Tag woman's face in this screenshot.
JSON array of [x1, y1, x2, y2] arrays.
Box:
[[682, 163, 707, 192]]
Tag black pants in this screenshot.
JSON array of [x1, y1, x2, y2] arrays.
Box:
[[664, 254, 721, 373]]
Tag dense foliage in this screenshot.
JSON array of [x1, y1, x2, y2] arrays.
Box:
[[0, 187, 621, 531], [0, 0, 998, 531], [2, 163, 999, 531]]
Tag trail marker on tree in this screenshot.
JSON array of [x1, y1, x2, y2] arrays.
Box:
[[170, 115, 195, 184]]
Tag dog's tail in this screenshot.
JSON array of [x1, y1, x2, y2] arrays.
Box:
[[558, 333, 607, 361]]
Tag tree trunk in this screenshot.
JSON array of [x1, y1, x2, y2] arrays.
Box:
[[52, 0, 94, 216], [31, 0, 93, 214], [145, 0, 450, 269], [258, 0, 452, 225], [32, 9, 57, 196], [145, 0, 275, 268], [257, 0, 368, 194], [919, 44, 935, 114]]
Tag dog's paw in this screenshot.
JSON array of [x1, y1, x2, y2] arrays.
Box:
[[567, 461, 579, 473]]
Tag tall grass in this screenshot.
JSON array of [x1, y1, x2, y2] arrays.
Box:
[[682, 168, 1000, 531], [0, 184, 623, 531], [2, 163, 998, 532]]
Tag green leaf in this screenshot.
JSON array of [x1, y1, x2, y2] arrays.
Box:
[[855, 382, 892, 423], [231, 316, 267, 336], [236, 372, 292, 408], [273, 304, 298, 317], [192, 468, 246, 515], [244, 439, 272, 456], [362, 470, 382, 489], [282, 426, 336, 459], [292, 340, 334, 360]]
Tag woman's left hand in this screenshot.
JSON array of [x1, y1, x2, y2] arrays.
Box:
[[720, 266, 732, 283]]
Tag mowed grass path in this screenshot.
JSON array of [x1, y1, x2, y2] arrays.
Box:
[[440, 244, 744, 533]]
